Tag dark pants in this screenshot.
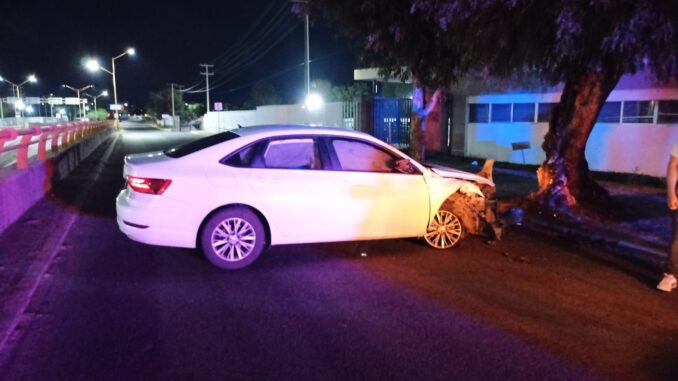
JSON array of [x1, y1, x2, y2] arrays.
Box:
[[669, 210, 678, 274]]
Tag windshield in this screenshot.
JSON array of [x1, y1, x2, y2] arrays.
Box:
[[164, 131, 240, 158]]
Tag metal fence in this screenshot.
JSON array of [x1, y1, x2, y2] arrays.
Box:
[[373, 97, 412, 149], [342, 97, 412, 148]]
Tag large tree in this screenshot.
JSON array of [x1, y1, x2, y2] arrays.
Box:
[[304, 0, 678, 215]]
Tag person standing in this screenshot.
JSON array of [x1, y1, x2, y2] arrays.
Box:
[[658, 144, 678, 292]]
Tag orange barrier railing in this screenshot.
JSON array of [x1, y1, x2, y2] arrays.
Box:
[[0, 120, 113, 169]]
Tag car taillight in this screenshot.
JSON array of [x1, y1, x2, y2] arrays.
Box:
[[127, 176, 172, 195]]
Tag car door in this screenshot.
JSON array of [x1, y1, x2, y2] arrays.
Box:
[[246, 136, 342, 244], [324, 137, 431, 240]]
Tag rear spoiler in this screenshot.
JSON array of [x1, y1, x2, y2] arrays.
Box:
[[476, 159, 495, 183]]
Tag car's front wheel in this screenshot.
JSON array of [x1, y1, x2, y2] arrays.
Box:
[[200, 207, 266, 270], [424, 202, 465, 249]]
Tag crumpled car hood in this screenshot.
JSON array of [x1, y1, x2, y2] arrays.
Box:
[[427, 164, 495, 187]]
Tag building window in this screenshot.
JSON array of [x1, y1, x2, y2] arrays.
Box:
[[512, 103, 535, 122], [537, 103, 557, 123], [622, 100, 655, 123], [468, 103, 489, 123], [597, 101, 622, 123], [658, 100, 678, 124], [491, 104, 511, 122]]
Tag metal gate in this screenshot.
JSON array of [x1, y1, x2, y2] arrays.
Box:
[[372, 97, 412, 149]]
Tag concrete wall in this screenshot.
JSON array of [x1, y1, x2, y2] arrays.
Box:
[[0, 129, 112, 235], [202, 102, 346, 131]]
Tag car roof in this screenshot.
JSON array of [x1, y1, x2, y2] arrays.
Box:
[[232, 124, 375, 140]]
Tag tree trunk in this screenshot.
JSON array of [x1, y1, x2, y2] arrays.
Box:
[[410, 112, 424, 162], [536, 68, 623, 215]]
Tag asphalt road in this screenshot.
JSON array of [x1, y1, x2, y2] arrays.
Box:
[[0, 122, 677, 381]]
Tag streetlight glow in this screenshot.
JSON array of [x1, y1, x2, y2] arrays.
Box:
[[27, 74, 37, 83], [305, 93, 324, 111], [85, 59, 100, 72], [127, 48, 136, 56], [101, 90, 109, 96]]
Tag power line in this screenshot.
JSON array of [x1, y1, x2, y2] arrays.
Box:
[[211, 1, 288, 66]]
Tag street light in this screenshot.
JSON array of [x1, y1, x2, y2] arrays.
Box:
[[82, 90, 108, 117], [0, 74, 37, 98], [62, 83, 93, 119], [305, 93, 323, 111], [84, 47, 135, 123], [0, 74, 38, 117]]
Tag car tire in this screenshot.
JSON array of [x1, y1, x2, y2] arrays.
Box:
[[423, 200, 467, 249], [200, 207, 266, 270]]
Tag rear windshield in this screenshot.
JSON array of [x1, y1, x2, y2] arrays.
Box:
[[164, 131, 240, 158]]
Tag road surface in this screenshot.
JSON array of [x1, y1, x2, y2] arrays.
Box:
[[0, 121, 676, 380]]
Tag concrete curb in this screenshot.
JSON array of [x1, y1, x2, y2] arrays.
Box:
[[519, 215, 667, 271]]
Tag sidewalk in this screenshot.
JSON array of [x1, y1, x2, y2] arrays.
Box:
[[429, 155, 670, 271]]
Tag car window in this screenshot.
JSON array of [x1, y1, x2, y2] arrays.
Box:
[[331, 139, 399, 173], [261, 138, 321, 170], [165, 131, 240, 158], [222, 143, 260, 167]]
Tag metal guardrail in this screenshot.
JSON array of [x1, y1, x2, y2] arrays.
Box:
[[0, 121, 112, 170]]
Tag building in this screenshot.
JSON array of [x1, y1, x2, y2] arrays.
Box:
[[355, 69, 678, 177]]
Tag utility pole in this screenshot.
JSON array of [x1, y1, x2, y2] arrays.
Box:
[[304, 10, 310, 97], [168, 83, 177, 118], [199, 64, 214, 112], [291, 0, 311, 97]]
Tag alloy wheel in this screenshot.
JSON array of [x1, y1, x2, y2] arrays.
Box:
[[211, 217, 257, 262], [424, 210, 463, 249]]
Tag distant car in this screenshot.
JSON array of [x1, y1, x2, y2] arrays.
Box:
[[116, 125, 499, 270]]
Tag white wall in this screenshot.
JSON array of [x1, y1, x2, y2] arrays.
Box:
[[465, 88, 678, 177], [202, 102, 346, 131]]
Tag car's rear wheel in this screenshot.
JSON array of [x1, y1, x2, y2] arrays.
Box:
[[424, 203, 465, 249], [200, 207, 266, 270]]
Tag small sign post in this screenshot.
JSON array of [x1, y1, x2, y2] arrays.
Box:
[[511, 141, 531, 164], [214, 102, 223, 111]]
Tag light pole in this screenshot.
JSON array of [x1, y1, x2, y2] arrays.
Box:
[[62, 84, 93, 119], [0, 74, 37, 117], [85, 47, 135, 124], [82, 90, 108, 119], [291, 0, 310, 97], [0, 76, 4, 119]]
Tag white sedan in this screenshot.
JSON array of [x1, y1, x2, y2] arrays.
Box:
[[116, 125, 499, 269]]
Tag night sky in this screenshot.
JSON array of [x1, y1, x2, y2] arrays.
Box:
[[0, 0, 357, 110]]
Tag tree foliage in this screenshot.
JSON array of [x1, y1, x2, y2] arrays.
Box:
[[146, 88, 197, 121], [307, 0, 678, 87], [310, 80, 371, 102], [86, 108, 108, 120], [244, 81, 283, 109], [331, 82, 370, 101], [306, 0, 678, 214]]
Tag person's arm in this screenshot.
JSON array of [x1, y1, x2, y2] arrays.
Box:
[[667, 154, 678, 209]]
